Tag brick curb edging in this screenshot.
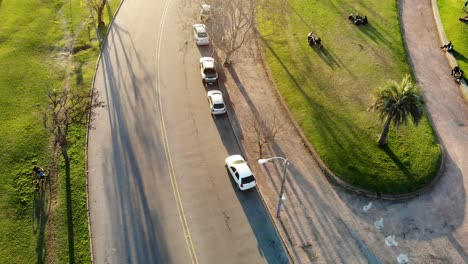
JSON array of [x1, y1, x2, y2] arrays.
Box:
[[431, 0, 468, 102], [85, 1, 126, 263]]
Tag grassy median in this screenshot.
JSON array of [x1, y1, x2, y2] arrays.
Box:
[[0, 0, 118, 263], [257, 0, 441, 194]]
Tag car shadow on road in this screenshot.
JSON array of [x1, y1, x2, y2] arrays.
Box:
[[194, 48, 289, 262], [205, 81, 289, 263], [224, 167, 290, 264]]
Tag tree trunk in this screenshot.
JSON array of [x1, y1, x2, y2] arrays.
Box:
[[224, 51, 232, 65], [378, 113, 394, 146], [96, 0, 107, 28], [97, 12, 105, 28]]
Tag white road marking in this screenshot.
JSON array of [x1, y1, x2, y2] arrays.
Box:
[[397, 253, 408, 263], [374, 218, 384, 229], [363, 201, 373, 212]]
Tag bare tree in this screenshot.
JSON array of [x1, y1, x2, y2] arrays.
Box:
[[245, 111, 287, 158], [91, 0, 107, 28], [209, 0, 257, 65], [43, 87, 104, 170]]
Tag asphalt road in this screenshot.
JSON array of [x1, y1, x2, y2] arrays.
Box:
[[87, 0, 287, 263]]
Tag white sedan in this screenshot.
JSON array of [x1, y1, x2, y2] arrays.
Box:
[[225, 155, 257, 191], [207, 90, 226, 115], [193, 24, 209, 46]]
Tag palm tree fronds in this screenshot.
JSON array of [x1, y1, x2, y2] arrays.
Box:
[[370, 74, 424, 145]]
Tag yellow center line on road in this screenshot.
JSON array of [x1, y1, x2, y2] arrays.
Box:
[[156, 0, 198, 263]]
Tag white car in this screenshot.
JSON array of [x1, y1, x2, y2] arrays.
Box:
[[200, 57, 218, 84], [225, 155, 257, 191], [207, 90, 226, 115], [193, 24, 209, 46], [200, 4, 211, 22]]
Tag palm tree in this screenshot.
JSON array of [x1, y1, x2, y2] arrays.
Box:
[[370, 74, 424, 146]]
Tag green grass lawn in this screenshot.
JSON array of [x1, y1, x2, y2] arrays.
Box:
[[0, 0, 118, 263], [257, 0, 441, 194], [438, 0, 468, 72]]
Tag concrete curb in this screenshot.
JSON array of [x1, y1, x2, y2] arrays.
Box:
[[431, 0, 468, 101], [225, 113, 295, 264], [85, 1, 126, 263], [220, 64, 295, 263]]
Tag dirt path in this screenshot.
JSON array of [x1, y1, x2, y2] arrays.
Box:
[[222, 0, 468, 263]]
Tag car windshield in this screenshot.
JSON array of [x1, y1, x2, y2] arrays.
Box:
[[204, 68, 217, 77], [241, 175, 255, 184], [198, 32, 208, 38], [213, 103, 224, 109]]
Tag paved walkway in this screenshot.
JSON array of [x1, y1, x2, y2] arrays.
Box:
[[223, 0, 468, 263]]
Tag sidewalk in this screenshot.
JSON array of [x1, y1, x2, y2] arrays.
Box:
[[223, 0, 468, 263]]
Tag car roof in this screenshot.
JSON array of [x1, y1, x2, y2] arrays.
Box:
[[234, 162, 253, 178], [200, 57, 215, 68], [208, 91, 223, 104], [193, 24, 206, 33], [226, 155, 253, 178]]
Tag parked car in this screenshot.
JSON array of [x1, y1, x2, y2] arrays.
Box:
[[200, 57, 218, 84], [207, 90, 226, 115], [193, 24, 209, 46], [200, 4, 211, 22], [225, 155, 256, 191]]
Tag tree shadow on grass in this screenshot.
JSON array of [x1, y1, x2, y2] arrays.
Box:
[[380, 144, 414, 183], [64, 163, 75, 264], [33, 176, 52, 264]]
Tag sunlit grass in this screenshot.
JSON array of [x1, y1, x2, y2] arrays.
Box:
[[0, 0, 119, 263], [257, 0, 441, 194]]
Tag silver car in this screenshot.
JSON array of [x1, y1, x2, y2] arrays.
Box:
[[207, 90, 226, 115], [193, 24, 209, 46]]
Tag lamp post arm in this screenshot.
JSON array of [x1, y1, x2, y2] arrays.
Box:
[[261, 156, 287, 164]]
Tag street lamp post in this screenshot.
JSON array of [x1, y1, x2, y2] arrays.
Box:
[[258, 157, 290, 218]]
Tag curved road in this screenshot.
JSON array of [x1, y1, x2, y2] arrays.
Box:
[[87, 0, 287, 263]]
